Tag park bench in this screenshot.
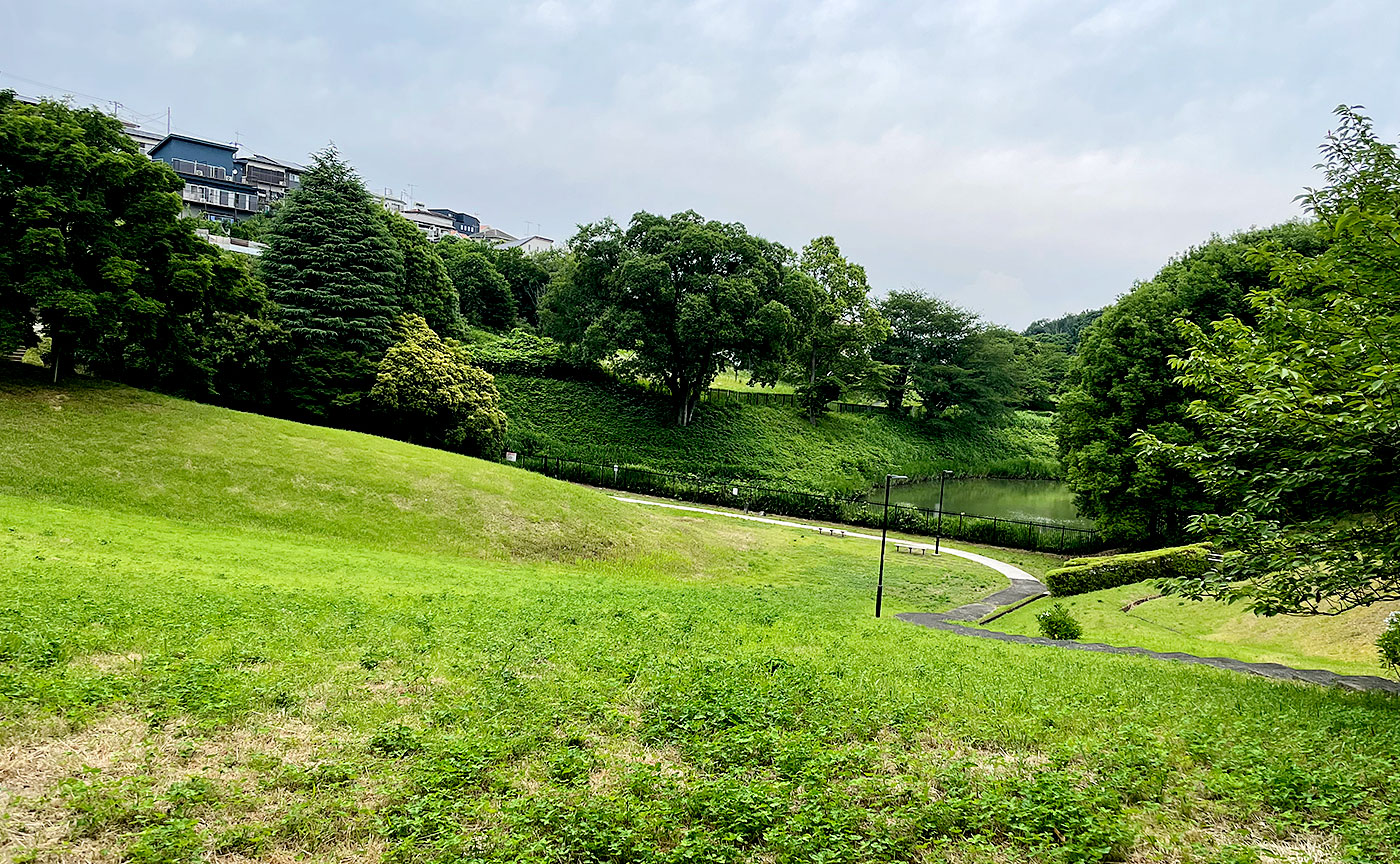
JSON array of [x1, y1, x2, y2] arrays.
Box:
[[816, 526, 846, 537], [893, 543, 925, 555]]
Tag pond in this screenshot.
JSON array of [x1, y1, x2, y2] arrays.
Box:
[[867, 477, 1094, 528]]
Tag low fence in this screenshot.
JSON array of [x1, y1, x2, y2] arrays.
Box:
[[504, 453, 1104, 554]]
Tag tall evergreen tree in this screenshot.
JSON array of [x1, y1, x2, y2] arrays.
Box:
[[259, 147, 404, 416], [378, 210, 464, 339]]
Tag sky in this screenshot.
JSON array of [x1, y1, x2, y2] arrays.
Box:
[[4, 0, 1399, 329]]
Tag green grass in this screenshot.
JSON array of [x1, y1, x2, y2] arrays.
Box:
[[496, 374, 1061, 493], [3, 366, 1400, 864], [710, 368, 797, 395], [979, 583, 1400, 678]]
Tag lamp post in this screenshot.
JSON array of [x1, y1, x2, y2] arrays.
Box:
[[935, 469, 954, 554], [875, 473, 908, 618]]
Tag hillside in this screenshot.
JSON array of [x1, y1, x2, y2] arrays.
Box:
[[496, 374, 1060, 493], [2, 366, 1399, 863]]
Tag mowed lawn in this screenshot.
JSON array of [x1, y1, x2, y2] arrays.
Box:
[[1, 367, 1398, 864]]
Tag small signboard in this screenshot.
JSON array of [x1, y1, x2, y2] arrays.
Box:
[[505, 452, 517, 462]]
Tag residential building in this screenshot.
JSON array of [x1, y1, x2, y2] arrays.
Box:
[[147, 134, 260, 223], [503, 235, 556, 254], [474, 225, 518, 245], [377, 190, 407, 215], [235, 150, 305, 208], [401, 208, 454, 241], [122, 122, 164, 155], [427, 208, 480, 236]]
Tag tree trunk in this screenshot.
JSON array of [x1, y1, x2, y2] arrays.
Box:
[[808, 349, 818, 426]]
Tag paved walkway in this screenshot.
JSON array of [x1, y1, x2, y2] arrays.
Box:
[[612, 496, 1400, 695]]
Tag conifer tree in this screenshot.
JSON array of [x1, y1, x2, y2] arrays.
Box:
[[259, 147, 404, 415], [379, 210, 464, 339]]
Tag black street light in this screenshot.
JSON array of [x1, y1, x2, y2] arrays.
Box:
[[935, 469, 954, 554], [875, 473, 908, 618]]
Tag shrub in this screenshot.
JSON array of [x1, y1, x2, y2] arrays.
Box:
[[370, 315, 508, 458], [1036, 603, 1083, 640], [1044, 544, 1212, 596], [1379, 612, 1400, 675], [22, 337, 51, 367]]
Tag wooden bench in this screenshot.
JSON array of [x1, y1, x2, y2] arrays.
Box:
[[893, 543, 925, 555], [816, 527, 846, 537]]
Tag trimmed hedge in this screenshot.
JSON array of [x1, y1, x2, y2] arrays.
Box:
[[1044, 543, 1212, 596]]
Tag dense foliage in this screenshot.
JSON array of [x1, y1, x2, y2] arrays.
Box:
[[258, 147, 404, 417], [0, 91, 277, 398], [1057, 223, 1326, 544], [1139, 107, 1400, 615], [787, 236, 890, 422], [370, 316, 507, 457], [543, 211, 799, 425]]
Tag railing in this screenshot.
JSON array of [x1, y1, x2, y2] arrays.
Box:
[[503, 453, 1104, 554]]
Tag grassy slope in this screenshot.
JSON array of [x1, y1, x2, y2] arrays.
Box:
[[981, 583, 1400, 678], [496, 374, 1060, 493], [2, 367, 1399, 863]]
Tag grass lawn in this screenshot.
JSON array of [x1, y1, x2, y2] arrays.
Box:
[[979, 584, 1400, 679], [495, 374, 1061, 494], [2, 367, 1399, 863]]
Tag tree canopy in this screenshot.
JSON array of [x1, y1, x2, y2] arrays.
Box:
[[1057, 222, 1327, 544], [787, 236, 889, 423], [258, 146, 404, 416], [0, 90, 274, 396], [545, 211, 798, 425], [1139, 106, 1400, 615]]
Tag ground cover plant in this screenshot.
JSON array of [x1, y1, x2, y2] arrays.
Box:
[[2, 367, 1399, 863], [496, 374, 1060, 494]]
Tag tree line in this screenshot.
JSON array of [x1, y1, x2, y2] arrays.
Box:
[[1059, 105, 1400, 617], [1, 91, 1068, 452]]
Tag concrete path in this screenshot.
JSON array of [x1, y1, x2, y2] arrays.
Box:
[[612, 496, 1400, 695]]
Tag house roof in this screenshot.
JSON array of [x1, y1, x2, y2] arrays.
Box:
[[503, 235, 554, 249], [149, 133, 239, 155]]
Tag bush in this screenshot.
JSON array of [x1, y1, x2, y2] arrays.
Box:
[[1036, 603, 1083, 640], [1379, 612, 1400, 675], [370, 316, 508, 458], [1044, 544, 1212, 596]]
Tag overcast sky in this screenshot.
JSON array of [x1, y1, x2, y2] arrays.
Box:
[[5, 0, 1398, 328]]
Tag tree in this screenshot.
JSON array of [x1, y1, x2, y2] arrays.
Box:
[[545, 210, 798, 426], [486, 245, 551, 327], [439, 239, 516, 331], [370, 316, 507, 458], [1057, 223, 1326, 544], [258, 146, 404, 417], [0, 91, 276, 395], [876, 291, 1017, 422], [1137, 106, 1400, 615], [787, 237, 890, 423], [379, 210, 463, 339]]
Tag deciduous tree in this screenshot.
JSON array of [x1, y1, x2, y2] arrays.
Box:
[[1138, 106, 1400, 614], [547, 211, 798, 426]]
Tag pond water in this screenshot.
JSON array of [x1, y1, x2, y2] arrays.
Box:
[[867, 477, 1094, 528]]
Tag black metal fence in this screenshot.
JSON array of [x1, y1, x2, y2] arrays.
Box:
[[504, 453, 1104, 554]]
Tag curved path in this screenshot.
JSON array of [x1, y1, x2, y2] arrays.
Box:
[[612, 495, 1400, 695]]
